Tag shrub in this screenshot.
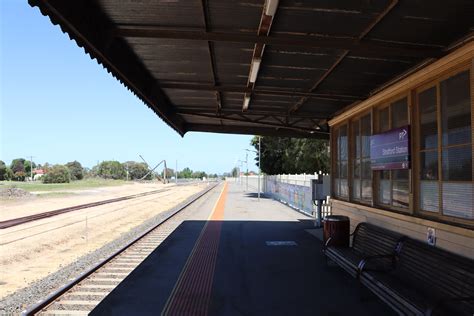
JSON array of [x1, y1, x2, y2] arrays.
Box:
[[13, 171, 26, 181], [42, 165, 71, 183]]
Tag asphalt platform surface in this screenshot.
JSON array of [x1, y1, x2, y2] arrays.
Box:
[[91, 181, 394, 316]]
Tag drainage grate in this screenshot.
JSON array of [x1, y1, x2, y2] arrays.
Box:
[[265, 241, 298, 246]]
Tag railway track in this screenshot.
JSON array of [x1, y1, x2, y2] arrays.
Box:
[[21, 182, 219, 316], [0, 188, 173, 229]]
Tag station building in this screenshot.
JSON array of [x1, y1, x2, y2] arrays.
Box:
[[329, 42, 474, 259]]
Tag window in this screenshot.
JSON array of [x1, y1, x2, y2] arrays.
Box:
[[417, 70, 473, 219], [376, 97, 410, 210], [334, 124, 348, 198], [351, 114, 372, 203], [418, 86, 439, 212]]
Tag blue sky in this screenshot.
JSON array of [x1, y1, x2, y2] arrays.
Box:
[[0, 1, 256, 174]]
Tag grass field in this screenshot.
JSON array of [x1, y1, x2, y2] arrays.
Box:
[[0, 178, 127, 192]]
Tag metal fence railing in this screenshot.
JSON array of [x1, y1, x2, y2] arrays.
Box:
[[227, 174, 332, 220], [262, 174, 332, 219]]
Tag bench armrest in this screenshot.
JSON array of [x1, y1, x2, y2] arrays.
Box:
[[323, 237, 332, 252], [357, 254, 396, 278], [426, 296, 474, 315]]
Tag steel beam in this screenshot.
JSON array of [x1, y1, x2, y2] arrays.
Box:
[[175, 108, 328, 119], [159, 82, 361, 101], [114, 26, 442, 58], [185, 123, 329, 139]]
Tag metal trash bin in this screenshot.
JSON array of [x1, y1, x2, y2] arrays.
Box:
[[323, 215, 350, 247]]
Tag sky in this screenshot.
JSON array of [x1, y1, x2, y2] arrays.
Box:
[[0, 1, 257, 174]]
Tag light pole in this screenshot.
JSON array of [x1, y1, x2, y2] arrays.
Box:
[[258, 136, 261, 200], [245, 136, 261, 201], [237, 160, 244, 185], [245, 152, 248, 192]]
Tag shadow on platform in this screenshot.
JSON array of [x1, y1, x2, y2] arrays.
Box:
[[242, 192, 272, 199], [91, 219, 395, 316]]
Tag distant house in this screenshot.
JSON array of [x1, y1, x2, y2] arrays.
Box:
[[33, 169, 45, 181]]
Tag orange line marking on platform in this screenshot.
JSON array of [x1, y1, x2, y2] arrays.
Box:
[[162, 182, 228, 316]]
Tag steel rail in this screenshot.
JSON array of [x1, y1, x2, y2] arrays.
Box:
[[0, 188, 175, 229], [21, 181, 220, 316]]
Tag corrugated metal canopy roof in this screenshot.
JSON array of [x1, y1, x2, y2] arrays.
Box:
[[28, 0, 474, 138]]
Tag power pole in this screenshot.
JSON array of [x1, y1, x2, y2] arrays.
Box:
[[27, 156, 35, 181], [126, 162, 129, 181], [164, 160, 167, 183], [175, 160, 178, 184]]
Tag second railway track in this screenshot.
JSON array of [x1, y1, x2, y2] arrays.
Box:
[[0, 187, 174, 229], [21, 182, 220, 316]]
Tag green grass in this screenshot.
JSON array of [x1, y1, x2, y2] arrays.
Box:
[[0, 178, 127, 192]]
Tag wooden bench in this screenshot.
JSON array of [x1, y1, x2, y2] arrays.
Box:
[[324, 222, 403, 278], [359, 237, 474, 315]]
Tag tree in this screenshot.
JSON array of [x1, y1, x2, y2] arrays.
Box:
[[250, 137, 288, 174], [192, 171, 207, 179], [66, 161, 84, 180], [0, 160, 7, 180], [251, 136, 329, 174], [88, 165, 100, 178], [24, 160, 37, 176], [162, 167, 175, 179], [97, 161, 126, 179], [178, 167, 193, 179], [42, 162, 52, 173], [42, 165, 71, 183], [5, 168, 13, 180], [82, 167, 93, 178], [10, 158, 26, 175], [124, 161, 151, 180], [231, 167, 239, 177]]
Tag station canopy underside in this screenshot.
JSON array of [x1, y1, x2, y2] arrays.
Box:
[[29, 0, 474, 138]]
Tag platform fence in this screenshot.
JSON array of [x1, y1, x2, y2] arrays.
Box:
[[261, 174, 332, 218]]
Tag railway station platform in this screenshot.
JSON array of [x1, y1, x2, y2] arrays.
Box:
[[91, 181, 394, 315]]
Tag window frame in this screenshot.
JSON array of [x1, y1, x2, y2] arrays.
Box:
[[332, 123, 349, 200], [349, 111, 373, 205], [413, 64, 474, 225]]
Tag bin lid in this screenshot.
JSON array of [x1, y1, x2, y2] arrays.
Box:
[[324, 215, 350, 222]]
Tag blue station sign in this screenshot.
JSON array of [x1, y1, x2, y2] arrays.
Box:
[[370, 126, 411, 170]]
